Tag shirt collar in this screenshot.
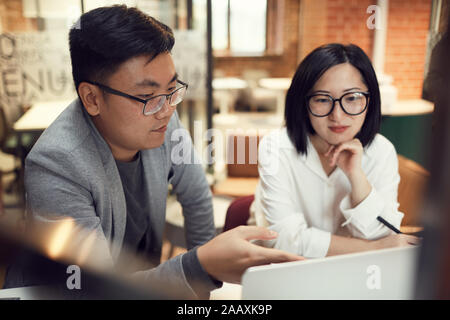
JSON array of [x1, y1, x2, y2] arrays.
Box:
[[302, 135, 343, 181]]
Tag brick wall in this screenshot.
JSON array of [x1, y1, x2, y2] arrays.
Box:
[[301, 0, 374, 59], [0, 0, 37, 32], [385, 0, 432, 99], [328, 0, 374, 56], [298, 0, 329, 60], [214, 0, 300, 79], [300, 0, 432, 99], [1, 0, 433, 99], [216, 0, 433, 100]]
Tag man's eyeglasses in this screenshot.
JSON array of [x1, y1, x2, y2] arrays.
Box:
[[84, 79, 188, 116], [307, 92, 370, 117]]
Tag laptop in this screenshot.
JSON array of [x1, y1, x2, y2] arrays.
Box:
[[242, 246, 420, 299]]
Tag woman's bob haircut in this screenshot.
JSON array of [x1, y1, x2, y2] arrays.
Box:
[[285, 43, 381, 155]]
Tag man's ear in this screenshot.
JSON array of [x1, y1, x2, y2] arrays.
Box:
[[78, 82, 102, 116]]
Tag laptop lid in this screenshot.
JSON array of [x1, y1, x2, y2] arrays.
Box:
[[242, 246, 420, 300]]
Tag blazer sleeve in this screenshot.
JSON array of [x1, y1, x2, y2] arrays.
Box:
[[25, 147, 115, 266], [22, 142, 203, 298], [133, 247, 220, 299], [131, 253, 199, 299], [167, 112, 216, 250]]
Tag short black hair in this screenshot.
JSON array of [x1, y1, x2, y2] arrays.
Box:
[[69, 5, 175, 91], [285, 43, 381, 155]]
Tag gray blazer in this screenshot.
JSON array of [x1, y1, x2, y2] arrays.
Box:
[[7, 99, 215, 297]]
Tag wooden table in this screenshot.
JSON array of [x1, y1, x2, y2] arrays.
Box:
[[258, 78, 292, 116], [13, 100, 72, 133], [212, 77, 248, 114], [12, 100, 73, 206], [210, 282, 242, 300], [381, 99, 434, 116]]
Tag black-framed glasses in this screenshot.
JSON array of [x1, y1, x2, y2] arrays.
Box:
[[307, 92, 370, 117], [84, 79, 188, 116]]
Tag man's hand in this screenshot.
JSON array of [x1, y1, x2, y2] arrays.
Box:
[[197, 226, 305, 284]]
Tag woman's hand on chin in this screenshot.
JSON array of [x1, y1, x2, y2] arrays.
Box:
[[324, 138, 372, 207], [324, 138, 364, 179]]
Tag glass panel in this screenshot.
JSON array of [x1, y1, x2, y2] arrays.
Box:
[[22, 0, 81, 19], [230, 0, 266, 54], [84, 0, 137, 12], [22, 0, 82, 30], [212, 0, 228, 51]]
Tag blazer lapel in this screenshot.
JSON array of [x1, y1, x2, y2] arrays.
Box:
[[81, 104, 127, 262], [102, 157, 127, 261]]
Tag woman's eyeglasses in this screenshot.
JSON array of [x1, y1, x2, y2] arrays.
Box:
[[307, 92, 370, 117]]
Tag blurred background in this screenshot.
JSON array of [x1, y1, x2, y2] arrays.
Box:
[[0, 0, 448, 298]]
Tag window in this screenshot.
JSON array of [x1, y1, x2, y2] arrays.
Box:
[[212, 0, 267, 56]]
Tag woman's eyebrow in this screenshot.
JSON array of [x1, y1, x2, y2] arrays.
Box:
[[343, 87, 362, 92], [311, 87, 362, 94], [310, 89, 330, 94]]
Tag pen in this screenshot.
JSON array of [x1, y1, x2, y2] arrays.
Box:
[[377, 216, 402, 234]]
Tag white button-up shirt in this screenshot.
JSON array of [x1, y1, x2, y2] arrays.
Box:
[[252, 128, 404, 258]]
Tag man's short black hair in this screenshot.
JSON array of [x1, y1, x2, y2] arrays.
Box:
[[69, 5, 175, 91], [285, 43, 381, 155]]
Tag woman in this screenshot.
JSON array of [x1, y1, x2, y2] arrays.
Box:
[[252, 43, 420, 258]]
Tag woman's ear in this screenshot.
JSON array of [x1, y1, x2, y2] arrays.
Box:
[[78, 82, 101, 116]]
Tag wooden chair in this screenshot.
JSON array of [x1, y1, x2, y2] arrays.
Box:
[[241, 70, 278, 112], [213, 134, 260, 198], [397, 155, 430, 231], [0, 103, 36, 198], [222, 195, 254, 232]]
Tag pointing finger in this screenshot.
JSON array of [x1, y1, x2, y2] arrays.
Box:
[[234, 226, 279, 241], [251, 245, 305, 265]]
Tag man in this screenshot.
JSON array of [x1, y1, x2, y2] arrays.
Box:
[[4, 5, 301, 298]]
